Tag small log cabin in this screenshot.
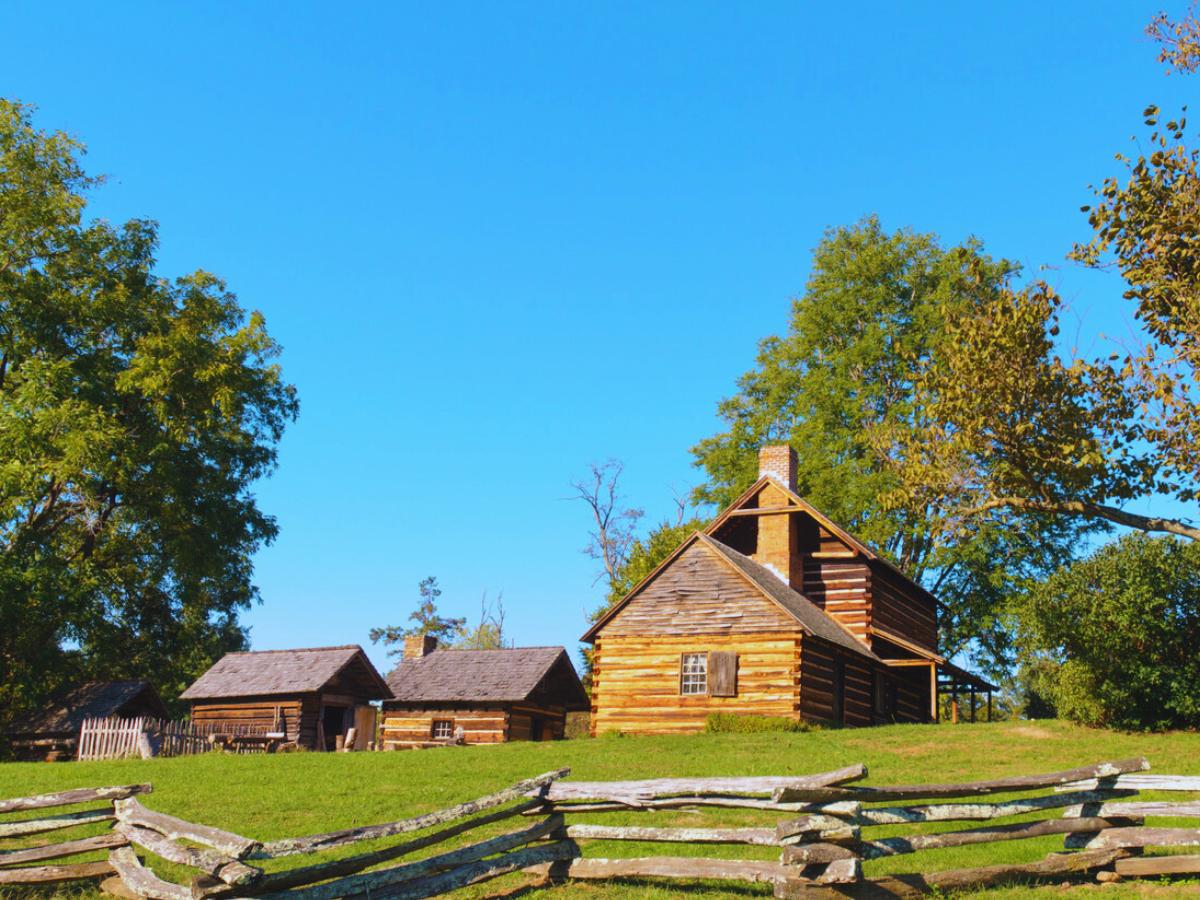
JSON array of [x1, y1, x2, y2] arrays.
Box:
[[380, 637, 589, 748], [5, 681, 169, 762], [180, 645, 391, 750], [584, 444, 994, 734]]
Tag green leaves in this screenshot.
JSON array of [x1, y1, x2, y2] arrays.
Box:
[[1017, 534, 1200, 730], [0, 99, 298, 726]]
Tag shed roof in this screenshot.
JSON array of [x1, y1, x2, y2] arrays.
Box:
[[386, 646, 589, 710], [180, 645, 392, 701], [8, 681, 168, 736]]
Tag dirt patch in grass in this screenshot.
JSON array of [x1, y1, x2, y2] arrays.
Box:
[[1008, 724, 1057, 739]]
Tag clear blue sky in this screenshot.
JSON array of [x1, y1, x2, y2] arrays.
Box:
[[2, 1, 1190, 674]]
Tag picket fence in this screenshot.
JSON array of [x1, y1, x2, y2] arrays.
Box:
[[77, 718, 213, 761]]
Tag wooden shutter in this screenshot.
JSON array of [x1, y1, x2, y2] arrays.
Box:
[[708, 651, 738, 697]]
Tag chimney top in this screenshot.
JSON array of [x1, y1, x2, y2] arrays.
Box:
[[758, 444, 797, 492], [403, 634, 438, 660]]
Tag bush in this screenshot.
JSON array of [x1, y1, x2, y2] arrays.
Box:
[[705, 713, 812, 734], [1016, 533, 1200, 731]]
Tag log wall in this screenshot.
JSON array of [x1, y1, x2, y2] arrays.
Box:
[[798, 637, 874, 727], [380, 707, 507, 748], [869, 564, 938, 652], [591, 632, 802, 735], [188, 695, 320, 748]]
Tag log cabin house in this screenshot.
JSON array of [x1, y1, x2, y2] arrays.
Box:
[[584, 444, 994, 734], [180, 645, 391, 750], [5, 681, 169, 761], [380, 638, 589, 748]]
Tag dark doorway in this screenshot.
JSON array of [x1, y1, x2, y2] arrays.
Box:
[[832, 660, 846, 724], [530, 717, 544, 742], [321, 705, 347, 750]]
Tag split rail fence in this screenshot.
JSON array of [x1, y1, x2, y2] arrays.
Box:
[[3, 759, 1200, 897]]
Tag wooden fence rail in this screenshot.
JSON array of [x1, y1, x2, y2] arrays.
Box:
[[3, 759, 1200, 897]]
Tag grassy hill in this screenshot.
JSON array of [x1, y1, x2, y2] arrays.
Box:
[[2, 720, 1199, 897]]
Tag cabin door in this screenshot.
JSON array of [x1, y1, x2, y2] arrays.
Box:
[[321, 705, 349, 751], [832, 660, 846, 724], [530, 717, 544, 742]]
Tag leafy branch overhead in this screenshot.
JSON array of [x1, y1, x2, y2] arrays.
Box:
[[877, 12, 1200, 544]]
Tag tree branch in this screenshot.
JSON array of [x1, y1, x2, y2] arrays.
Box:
[[963, 497, 1200, 541]]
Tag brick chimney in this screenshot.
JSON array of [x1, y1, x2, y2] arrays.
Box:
[[754, 444, 802, 589], [403, 634, 438, 659], [758, 444, 797, 491]]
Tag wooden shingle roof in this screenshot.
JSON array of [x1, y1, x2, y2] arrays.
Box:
[[700, 535, 881, 662], [180, 645, 392, 700], [386, 647, 589, 710], [8, 681, 168, 736]]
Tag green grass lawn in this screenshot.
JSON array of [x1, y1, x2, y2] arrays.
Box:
[[2, 719, 1199, 898]]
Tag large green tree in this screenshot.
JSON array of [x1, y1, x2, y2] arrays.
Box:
[[691, 218, 1087, 671], [1017, 533, 1200, 731], [0, 100, 298, 724]]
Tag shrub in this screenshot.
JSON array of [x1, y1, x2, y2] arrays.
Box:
[[705, 713, 811, 734], [1016, 533, 1200, 731]]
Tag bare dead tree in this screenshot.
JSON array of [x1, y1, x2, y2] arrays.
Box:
[[570, 460, 644, 590]]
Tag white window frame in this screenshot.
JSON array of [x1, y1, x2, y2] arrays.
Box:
[[680, 653, 708, 695], [431, 719, 454, 740]]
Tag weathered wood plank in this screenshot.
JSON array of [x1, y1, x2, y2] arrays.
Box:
[[543, 797, 862, 815], [108, 846, 191, 900], [774, 849, 1128, 899], [238, 799, 544, 895], [772, 758, 1149, 803], [0, 859, 115, 884], [1115, 854, 1200, 876], [361, 840, 579, 900], [1063, 799, 1200, 819], [0, 807, 114, 838], [1056, 774, 1200, 793], [530, 855, 795, 885], [0, 831, 128, 867], [115, 799, 259, 859], [1066, 826, 1200, 850], [783, 817, 1126, 862], [0, 784, 151, 814], [565, 824, 779, 845], [776, 815, 861, 844], [260, 815, 564, 900], [116, 823, 260, 886], [544, 765, 866, 803], [776, 842, 857, 864], [258, 767, 567, 858], [857, 789, 1135, 825]]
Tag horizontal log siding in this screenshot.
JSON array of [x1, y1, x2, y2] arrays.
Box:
[[379, 707, 507, 748], [798, 637, 874, 726], [870, 563, 938, 651], [801, 559, 871, 645], [600, 542, 801, 636], [591, 632, 802, 735], [508, 704, 567, 741], [189, 696, 319, 747], [892, 663, 933, 723]]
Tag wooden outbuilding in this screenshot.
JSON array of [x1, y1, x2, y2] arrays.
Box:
[[584, 444, 995, 734], [380, 638, 589, 748], [180, 645, 391, 750], [5, 681, 168, 761]]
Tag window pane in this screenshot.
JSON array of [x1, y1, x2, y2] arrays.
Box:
[[432, 719, 453, 739], [681, 653, 707, 695]]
